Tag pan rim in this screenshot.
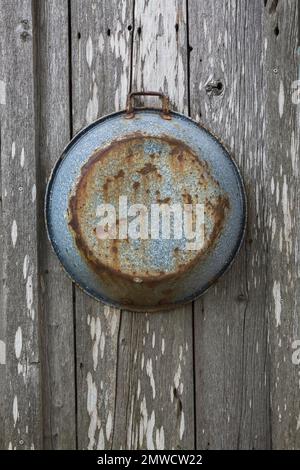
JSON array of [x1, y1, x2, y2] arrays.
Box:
[[45, 108, 247, 312]]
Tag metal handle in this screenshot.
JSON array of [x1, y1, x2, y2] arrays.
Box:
[[125, 91, 171, 120]]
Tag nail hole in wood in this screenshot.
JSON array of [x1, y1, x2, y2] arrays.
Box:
[[137, 26, 142, 35], [77, 32, 81, 39], [107, 28, 111, 36], [205, 80, 224, 96], [128, 25, 132, 31], [175, 23, 179, 32], [274, 25, 279, 36]]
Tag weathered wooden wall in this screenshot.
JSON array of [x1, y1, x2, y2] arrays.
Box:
[[0, 0, 299, 450]]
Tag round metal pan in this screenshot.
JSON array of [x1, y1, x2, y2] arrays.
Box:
[[45, 92, 247, 312]]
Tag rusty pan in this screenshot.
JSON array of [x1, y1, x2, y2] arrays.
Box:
[[45, 91, 247, 312]]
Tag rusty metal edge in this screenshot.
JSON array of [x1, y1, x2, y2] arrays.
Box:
[[44, 108, 247, 313]]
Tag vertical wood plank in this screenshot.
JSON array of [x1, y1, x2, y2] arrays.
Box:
[[132, 0, 189, 115], [36, 0, 76, 449], [71, 0, 133, 135], [263, 0, 300, 449], [0, 0, 42, 449], [71, 0, 133, 449], [0, 6, 5, 446], [189, 0, 270, 449], [111, 0, 195, 450]]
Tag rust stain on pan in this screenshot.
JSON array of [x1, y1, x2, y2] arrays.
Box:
[[68, 133, 230, 307]]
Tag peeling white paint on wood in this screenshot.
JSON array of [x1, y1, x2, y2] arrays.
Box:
[[146, 358, 156, 399], [86, 81, 98, 124], [282, 175, 292, 252], [13, 396, 19, 427], [26, 275, 34, 319], [20, 147, 25, 168], [86, 35, 93, 68], [99, 331, 105, 359], [137, 379, 141, 400], [0, 0, 296, 452], [31, 184, 36, 203], [179, 411, 185, 440], [90, 316, 101, 371], [273, 281, 281, 327], [11, 142, 16, 159], [297, 413, 300, 431], [11, 220, 17, 247], [106, 411, 112, 441], [110, 311, 118, 335], [161, 338, 165, 355], [155, 426, 165, 450], [0, 79, 6, 104], [98, 33, 104, 53], [0, 340, 6, 365], [133, 0, 187, 113], [146, 410, 155, 450], [23, 255, 29, 279], [0, 0, 42, 450], [86, 371, 98, 449], [278, 80, 284, 118], [14, 327, 22, 359], [174, 363, 181, 389]]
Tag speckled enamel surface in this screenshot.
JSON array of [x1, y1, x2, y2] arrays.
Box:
[[45, 109, 246, 310]]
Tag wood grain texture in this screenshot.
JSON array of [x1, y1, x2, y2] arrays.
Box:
[[70, 0, 133, 449], [71, 0, 132, 135], [0, 0, 298, 451], [189, 0, 270, 449], [0, 1, 6, 449], [36, 0, 76, 449], [263, 0, 300, 449], [112, 0, 194, 450], [0, 0, 42, 449], [189, 0, 299, 449], [132, 0, 188, 115], [112, 308, 194, 449]]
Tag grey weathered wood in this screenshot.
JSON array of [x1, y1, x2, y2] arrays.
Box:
[[263, 0, 300, 449], [189, 0, 271, 449], [36, 0, 76, 449], [0, 0, 299, 451], [71, 0, 133, 449], [0, 0, 42, 449], [112, 308, 194, 449], [112, 0, 194, 450], [0, 2, 6, 450], [189, 0, 299, 449], [132, 0, 189, 116]]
